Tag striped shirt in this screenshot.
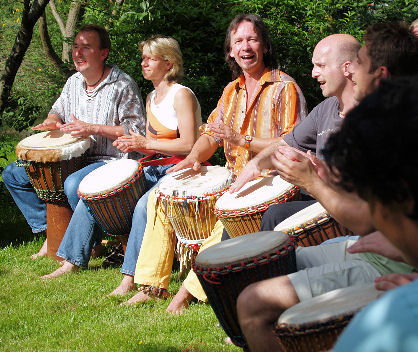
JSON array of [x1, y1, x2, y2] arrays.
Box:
[[49, 65, 146, 162], [203, 68, 307, 176]]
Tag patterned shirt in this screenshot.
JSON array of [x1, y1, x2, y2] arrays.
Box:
[[203, 68, 307, 176], [50, 65, 146, 162]]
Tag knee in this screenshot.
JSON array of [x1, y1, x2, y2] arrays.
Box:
[[2, 162, 19, 183], [64, 173, 80, 198], [237, 282, 262, 323]]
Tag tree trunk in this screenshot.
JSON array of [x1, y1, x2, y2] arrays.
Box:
[[0, 0, 51, 122], [50, 0, 84, 63], [38, 11, 73, 78]]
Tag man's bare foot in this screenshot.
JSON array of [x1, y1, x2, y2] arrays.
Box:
[[166, 284, 193, 314], [120, 291, 153, 306], [31, 239, 48, 260], [41, 261, 78, 279], [108, 275, 137, 297]]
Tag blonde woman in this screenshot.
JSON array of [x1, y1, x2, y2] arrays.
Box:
[[43, 36, 202, 298]]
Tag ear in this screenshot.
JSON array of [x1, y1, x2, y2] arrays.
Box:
[[101, 48, 110, 61], [342, 61, 351, 77], [229, 47, 235, 59], [166, 61, 174, 71], [379, 65, 390, 79]]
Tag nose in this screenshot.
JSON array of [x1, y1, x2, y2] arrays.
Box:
[[242, 39, 251, 50], [312, 66, 319, 78]]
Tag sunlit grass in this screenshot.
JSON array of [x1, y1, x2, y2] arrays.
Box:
[[0, 239, 239, 351]]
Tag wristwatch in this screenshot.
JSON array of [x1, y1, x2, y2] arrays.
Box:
[[244, 135, 253, 150]]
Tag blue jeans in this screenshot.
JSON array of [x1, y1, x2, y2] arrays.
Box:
[[2, 161, 105, 233], [57, 164, 172, 276]]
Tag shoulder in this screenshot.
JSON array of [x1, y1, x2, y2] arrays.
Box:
[[108, 65, 138, 89]]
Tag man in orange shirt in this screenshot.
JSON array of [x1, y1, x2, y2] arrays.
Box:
[[123, 13, 307, 310]]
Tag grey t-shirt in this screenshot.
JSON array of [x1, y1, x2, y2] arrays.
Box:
[[283, 96, 342, 158]]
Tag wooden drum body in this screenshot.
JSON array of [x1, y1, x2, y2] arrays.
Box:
[[156, 166, 234, 274], [193, 231, 297, 348], [16, 130, 90, 260], [274, 202, 353, 247], [275, 284, 381, 352], [215, 175, 299, 238], [78, 159, 147, 242]]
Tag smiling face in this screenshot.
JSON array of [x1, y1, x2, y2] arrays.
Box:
[[349, 45, 382, 101], [140, 47, 172, 83], [311, 43, 347, 98], [229, 20, 266, 78], [72, 31, 108, 75]]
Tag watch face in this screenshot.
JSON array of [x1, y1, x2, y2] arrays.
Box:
[[245, 135, 252, 142]]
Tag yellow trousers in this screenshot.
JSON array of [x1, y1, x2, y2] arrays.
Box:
[[134, 188, 224, 302], [134, 189, 176, 289]]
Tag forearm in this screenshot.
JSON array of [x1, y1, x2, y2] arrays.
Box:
[[188, 134, 219, 162], [146, 138, 195, 156], [91, 124, 124, 140], [251, 139, 288, 170], [308, 179, 374, 235]]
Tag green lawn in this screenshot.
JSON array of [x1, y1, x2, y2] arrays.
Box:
[[0, 236, 239, 352]]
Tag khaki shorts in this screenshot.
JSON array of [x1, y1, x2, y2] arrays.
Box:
[[288, 240, 380, 301]]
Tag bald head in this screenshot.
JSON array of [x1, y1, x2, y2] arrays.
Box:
[[315, 34, 360, 65], [311, 34, 360, 99]]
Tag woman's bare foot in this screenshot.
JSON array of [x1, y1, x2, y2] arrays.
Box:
[[120, 291, 153, 306], [108, 275, 137, 297], [41, 261, 78, 279], [166, 284, 193, 314], [31, 239, 48, 260]]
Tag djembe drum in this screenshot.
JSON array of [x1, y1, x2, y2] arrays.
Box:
[[214, 175, 299, 238], [77, 159, 147, 251], [193, 231, 297, 348], [156, 165, 234, 275], [274, 202, 353, 247], [16, 130, 90, 260], [275, 284, 382, 352]]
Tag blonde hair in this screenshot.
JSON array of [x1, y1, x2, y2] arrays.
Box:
[[412, 18, 418, 27], [139, 35, 184, 82]]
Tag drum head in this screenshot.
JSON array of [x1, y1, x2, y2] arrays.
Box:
[[215, 175, 295, 212], [277, 284, 382, 326], [16, 131, 90, 162], [157, 165, 234, 198], [195, 231, 290, 267], [274, 202, 328, 233], [78, 159, 140, 195]]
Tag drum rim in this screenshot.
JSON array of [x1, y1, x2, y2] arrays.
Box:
[[214, 186, 299, 217], [193, 236, 296, 276], [156, 185, 231, 203], [281, 213, 332, 235], [78, 166, 144, 200]]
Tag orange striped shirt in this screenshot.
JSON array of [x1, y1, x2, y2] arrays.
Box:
[[203, 68, 307, 176]]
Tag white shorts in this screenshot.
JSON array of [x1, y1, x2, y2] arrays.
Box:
[[288, 240, 380, 301]]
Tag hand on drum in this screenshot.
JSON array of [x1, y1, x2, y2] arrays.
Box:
[[271, 145, 325, 190], [375, 273, 418, 291], [347, 231, 405, 262], [32, 120, 63, 131], [207, 121, 242, 146], [229, 159, 262, 193], [113, 130, 149, 154], [59, 114, 96, 137], [166, 155, 202, 173]]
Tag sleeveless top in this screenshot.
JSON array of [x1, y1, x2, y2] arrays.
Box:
[[147, 83, 201, 140]]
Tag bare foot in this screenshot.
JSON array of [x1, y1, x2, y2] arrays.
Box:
[[41, 261, 78, 279], [166, 284, 193, 314], [31, 239, 48, 260], [108, 275, 137, 297], [120, 291, 153, 306]]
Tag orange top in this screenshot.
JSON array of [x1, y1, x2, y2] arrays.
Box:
[[202, 68, 307, 176]]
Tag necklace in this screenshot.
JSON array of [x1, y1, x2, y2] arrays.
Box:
[[86, 65, 106, 90]]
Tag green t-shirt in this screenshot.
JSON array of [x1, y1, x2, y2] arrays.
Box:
[[360, 252, 418, 275]]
